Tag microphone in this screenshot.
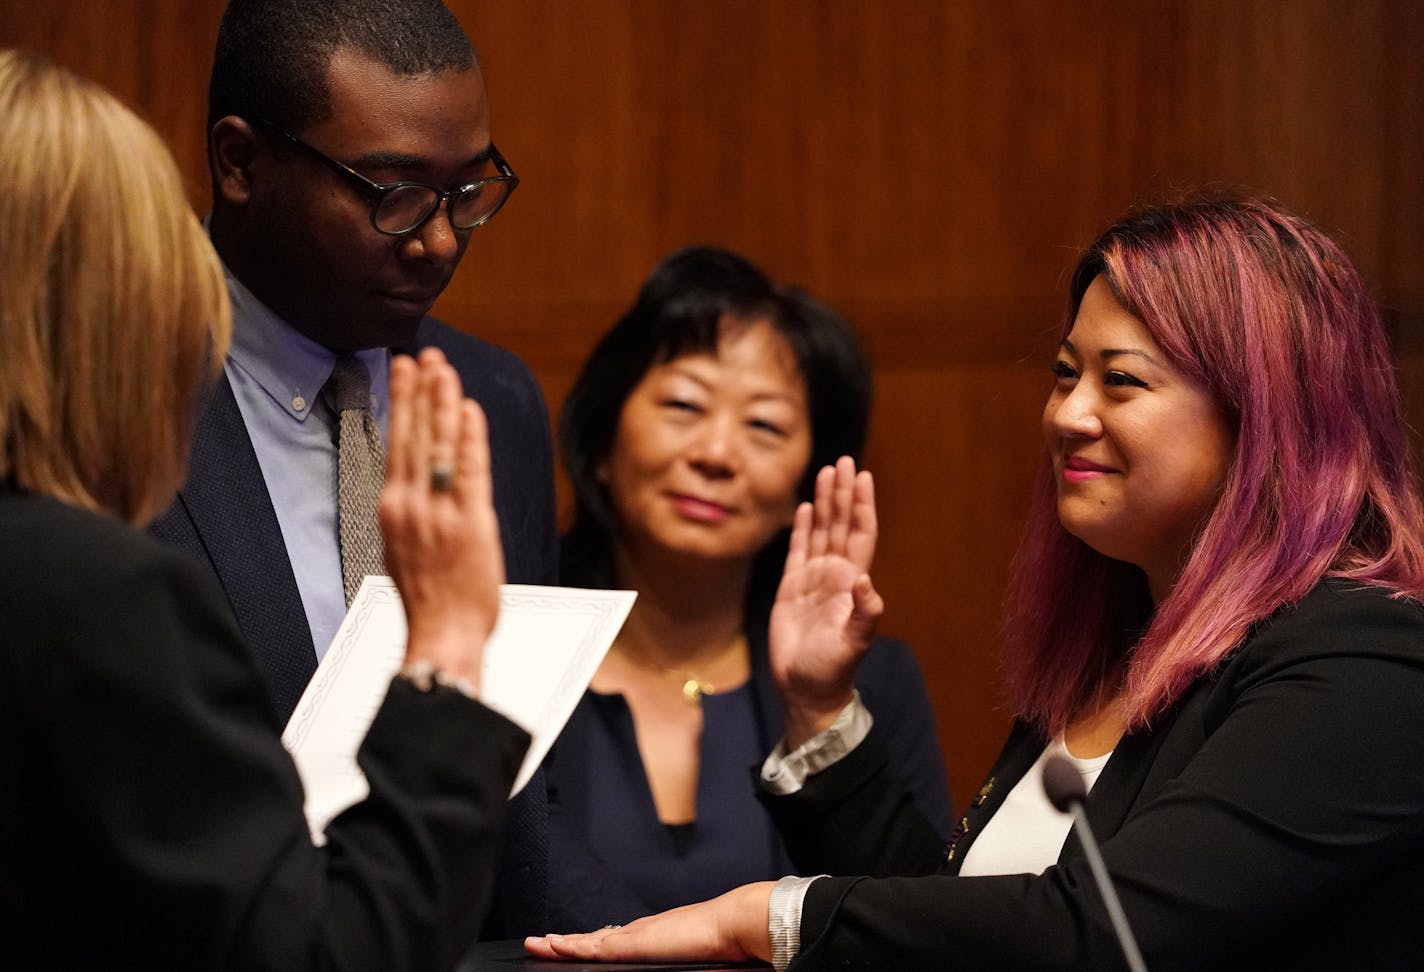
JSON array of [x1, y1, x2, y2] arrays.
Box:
[[1042, 754, 1149, 972]]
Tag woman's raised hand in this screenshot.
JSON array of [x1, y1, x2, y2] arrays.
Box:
[[379, 348, 504, 690], [524, 882, 776, 965], [770, 456, 883, 748]]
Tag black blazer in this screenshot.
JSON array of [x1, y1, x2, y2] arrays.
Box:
[[0, 487, 528, 969], [763, 580, 1424, 970], [151, 315, 558, 936]]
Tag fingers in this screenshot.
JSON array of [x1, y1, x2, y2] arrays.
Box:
[[427, 349, 463, 483], [847, 467, 877, 571], [851, 573, 885, 628], [523, 884, 773, 965], [380, 349, 491, 561], [385, 355, 417, 486], [454, 399, 491, 509], [530, 931, 604, 960], [457, 396, 506, 588], [808, 464, 835, 559], [808, 457, 868, 561], [782, 501, 813, 578], [522, 935, 562, 960], [524, 926, 638, 961], [384, 349, 471, 498], [826, 456, 856, 553], [406, 350, 436, 479]]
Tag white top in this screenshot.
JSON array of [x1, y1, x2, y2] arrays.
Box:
[[957, 736, 1112, 877]]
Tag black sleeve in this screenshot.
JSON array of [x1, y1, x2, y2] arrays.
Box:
[[791, 591, 1424, 970], [759, 728, 947, 878], [756, 636, 953, 878], [855, 636, 955, 835], [6, 535, 527, 971], [411, 323, 560, 940]]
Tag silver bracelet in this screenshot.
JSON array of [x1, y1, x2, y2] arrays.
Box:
[[396, 659, 477, 699]]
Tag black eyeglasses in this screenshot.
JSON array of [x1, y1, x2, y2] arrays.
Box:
[[249, 117, 518, 236]]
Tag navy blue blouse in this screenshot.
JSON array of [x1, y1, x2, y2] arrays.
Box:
[[544, 630, 953, 930]]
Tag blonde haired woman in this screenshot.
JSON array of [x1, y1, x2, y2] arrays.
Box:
[[0, 50, 520, 969]]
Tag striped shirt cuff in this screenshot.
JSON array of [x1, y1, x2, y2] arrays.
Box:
[[759, 691, 872, 795], [768, 874, 822, 971]]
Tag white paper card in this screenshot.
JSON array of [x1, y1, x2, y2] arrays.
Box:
[[281, 578, 634, 843]]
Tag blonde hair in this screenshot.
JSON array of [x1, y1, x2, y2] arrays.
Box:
[[0, 50, 230, 525]]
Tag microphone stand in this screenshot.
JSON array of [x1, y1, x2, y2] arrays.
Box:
[[1062, 799, 1148, 972], [1043, 754, 1148, 972]]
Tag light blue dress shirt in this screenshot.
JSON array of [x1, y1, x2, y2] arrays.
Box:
[[222, 267, 389, 661]]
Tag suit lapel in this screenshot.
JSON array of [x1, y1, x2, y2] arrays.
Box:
[[1059, 699, 1190, 861], [944, 721, 1044, 871], [178, 373, 317, 722]]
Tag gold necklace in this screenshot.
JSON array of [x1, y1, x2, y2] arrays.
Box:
[[613, 634, 748, 704]]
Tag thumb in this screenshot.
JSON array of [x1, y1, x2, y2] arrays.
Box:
[[849, 573, 884, 640]]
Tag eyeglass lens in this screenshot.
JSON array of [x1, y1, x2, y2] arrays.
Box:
[[374, 181, 512, 235]]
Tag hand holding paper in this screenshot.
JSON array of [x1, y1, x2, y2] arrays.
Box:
[[283, 349, 636, 843], [283, 580, 633, 842]]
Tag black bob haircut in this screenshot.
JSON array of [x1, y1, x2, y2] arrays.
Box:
[[559, 245, 873, 616], [208, 0, 476, 132]]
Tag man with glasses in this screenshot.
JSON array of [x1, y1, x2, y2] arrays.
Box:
[[152, 0, 558, 941]]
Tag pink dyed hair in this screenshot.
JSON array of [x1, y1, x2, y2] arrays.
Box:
[[1002, 194, 1424, 735]]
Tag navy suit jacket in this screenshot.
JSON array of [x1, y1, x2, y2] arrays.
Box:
[[152, 315, 558, 937]]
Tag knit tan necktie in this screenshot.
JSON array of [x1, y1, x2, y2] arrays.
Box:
[[330, 356, 385, 605]]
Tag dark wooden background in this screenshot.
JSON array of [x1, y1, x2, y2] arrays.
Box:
[[4, 0, 1421, 806]]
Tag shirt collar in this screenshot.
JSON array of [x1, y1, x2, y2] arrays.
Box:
[[222, 263, 389, 425]]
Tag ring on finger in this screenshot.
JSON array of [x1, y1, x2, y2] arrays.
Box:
[[430, 462, 456, 492]]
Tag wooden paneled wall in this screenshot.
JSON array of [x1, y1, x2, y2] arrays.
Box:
[[4, 1, 1421, 805]]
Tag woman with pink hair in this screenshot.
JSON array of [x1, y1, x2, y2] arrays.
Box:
[[528, 195, 1424, 969]]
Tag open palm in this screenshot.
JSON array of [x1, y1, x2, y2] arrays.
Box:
[[769, 457, 883, 740]]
